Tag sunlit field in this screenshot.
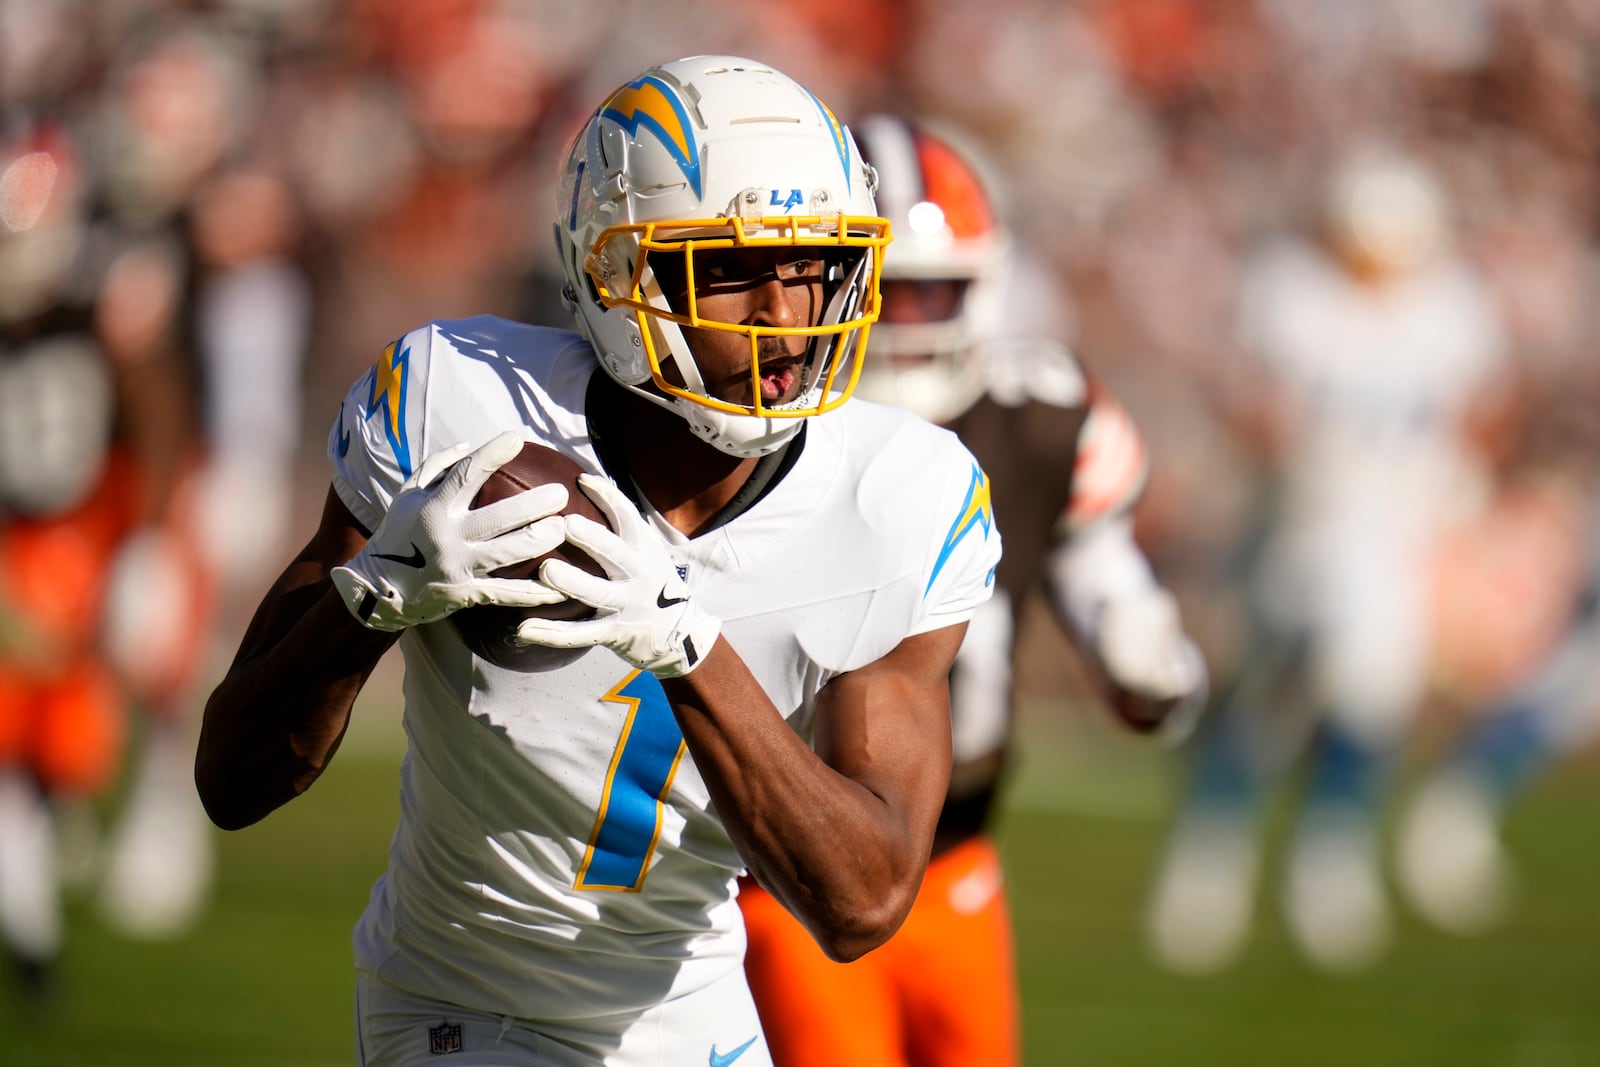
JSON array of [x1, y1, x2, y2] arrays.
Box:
[[1004, 704, 1600, 1067], [4, 681, 1597, 1066]]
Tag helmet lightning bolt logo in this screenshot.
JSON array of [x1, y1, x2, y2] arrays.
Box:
[[803, 90, 853, 192], [365, 339, 414, 478], [601, 76, 702, 198], [926, 465, 993, 597]]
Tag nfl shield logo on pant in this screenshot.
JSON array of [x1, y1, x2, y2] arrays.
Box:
[[428, 1021, 463, 1055]]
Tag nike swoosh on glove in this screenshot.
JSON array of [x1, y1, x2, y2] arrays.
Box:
[[331, 431, 570, 632], [513, 473, 722, 678]]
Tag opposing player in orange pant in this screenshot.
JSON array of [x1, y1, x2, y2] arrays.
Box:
[[0, 111, 216, 996], [741, 835, 1017, 1066], [0, 459, 137, 802], [738, 115, 1208, 1067]]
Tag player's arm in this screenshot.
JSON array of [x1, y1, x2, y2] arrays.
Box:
[[1046, 387, 1206, 739], [98, 232, 196, 527], [197, 433, 568, 830], [195, 486, 396, 830], [666, 623, 962, 963], [517, 473, 962, 960], [1047, 514, 1206, 740]]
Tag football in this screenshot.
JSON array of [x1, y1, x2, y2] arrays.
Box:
[[450, 440, 610, 671]]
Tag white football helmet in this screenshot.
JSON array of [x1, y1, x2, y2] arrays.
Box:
[[1322, 144, 1447, 279], [556, 55, 890, 457], [849, 115, 1010, 424]]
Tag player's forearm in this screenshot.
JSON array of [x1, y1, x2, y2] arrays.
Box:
[[196, 577, 398, 830], [663, 642, 936, 962], [1046, 515, 1158, 641]]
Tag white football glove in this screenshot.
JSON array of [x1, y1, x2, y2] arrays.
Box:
[[514, 473, 722, 678], [1096, 587, 1209, 743], [331, 431, 570, 632]]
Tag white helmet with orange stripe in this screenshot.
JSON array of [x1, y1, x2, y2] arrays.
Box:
[[849, 115, 1010, 424]]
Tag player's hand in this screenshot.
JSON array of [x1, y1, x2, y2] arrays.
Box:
[[513, 473, 722, 678], [331, 431, 570, 632], [102, 523, 200, 698], [1097, 588, 1209, 742]]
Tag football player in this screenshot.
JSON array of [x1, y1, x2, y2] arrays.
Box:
[[83, 22, 285, 947], [0, 107, 214, 994], [196, 57, 1000, 1067], [736, 115, 1207, 1067], [1145, 145, 1515, 974]]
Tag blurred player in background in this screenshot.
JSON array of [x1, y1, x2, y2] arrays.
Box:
[[91, 18, 318, 948], [0, 107, 213, 994], [196, 57, 999, 1066], [737, 114, 1207, 1067], [1145, 145, 1518, 975], [0, 13, 311, 997], [85, 20, 258, 946]]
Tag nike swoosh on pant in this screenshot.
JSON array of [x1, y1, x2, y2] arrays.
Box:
[[709, 1035, 759, 1067]]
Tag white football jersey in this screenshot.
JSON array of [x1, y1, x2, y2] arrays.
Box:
[[328, 315, 1000, 1023], [1237, 240, 1508, 726], [1238, 239, 1506, 541]]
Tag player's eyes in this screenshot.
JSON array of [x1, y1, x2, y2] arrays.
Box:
[[779, 257, 820, 281], [696, 254, 816, 285]]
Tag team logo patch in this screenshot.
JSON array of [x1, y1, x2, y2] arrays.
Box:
[[428, 1021, 463, 1055], [602, 75, 702, 197], [365, 339, 414, 477], [925, 464, 994, 597]]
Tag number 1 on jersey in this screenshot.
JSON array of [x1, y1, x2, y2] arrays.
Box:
[[575, 670, 686, 891]]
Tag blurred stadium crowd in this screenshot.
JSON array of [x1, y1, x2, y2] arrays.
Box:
[[4, 0, 1600, 991]]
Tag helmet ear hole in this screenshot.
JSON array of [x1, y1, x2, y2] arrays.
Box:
[[553, 223, 605, 316]]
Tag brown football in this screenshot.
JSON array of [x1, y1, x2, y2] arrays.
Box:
[[450, 440, 610, 671]]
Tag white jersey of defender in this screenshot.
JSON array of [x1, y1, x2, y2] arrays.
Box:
[[328, 315, 1000, 1023], [1238, 239, 1506, 541], [1237, 239, 1507, 733]]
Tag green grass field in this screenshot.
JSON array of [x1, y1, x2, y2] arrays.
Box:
[[3, 688, 1597, 1066]]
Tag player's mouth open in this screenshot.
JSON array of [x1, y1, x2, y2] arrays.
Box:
[[758, 357, 802, 403]]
